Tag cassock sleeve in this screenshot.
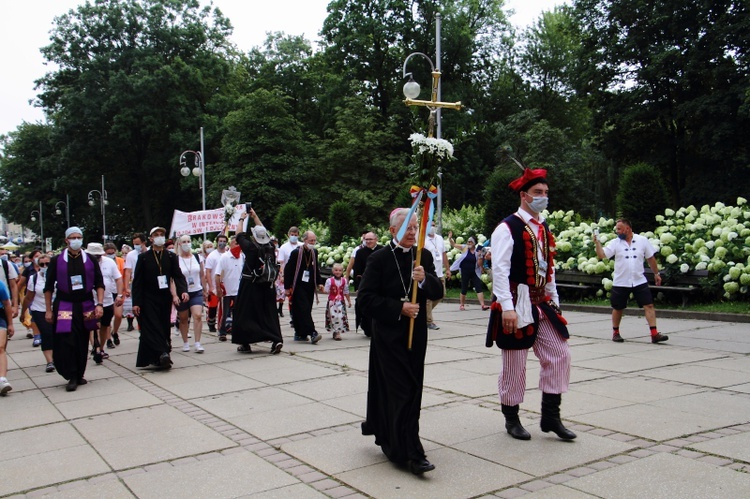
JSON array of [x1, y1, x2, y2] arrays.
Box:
[[357, 251, 404, 326], [419, 249, 444, 301], [284, 248, 298, 290]]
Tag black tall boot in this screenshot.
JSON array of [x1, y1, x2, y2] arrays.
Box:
[[540, 393, 576, 440], [278, 302, 284, 317], [501, 404, 531, 440]]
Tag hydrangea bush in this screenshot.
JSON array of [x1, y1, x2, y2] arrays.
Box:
[[307, 199, 750, 301]]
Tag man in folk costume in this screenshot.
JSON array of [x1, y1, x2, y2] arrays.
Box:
[[358, 208, 444, 475], [488, 169, 576, 441], [132, 227, 189, 369], [284, 231, 325, 344], [44, 227, 105, 392]]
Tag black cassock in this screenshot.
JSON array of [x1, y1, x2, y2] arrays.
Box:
[[232, 233, 283, 346], [132, 249, 187, 367], [352, 244, 382, 336], [358, 241, 443, 464], [284, 246, 325, 338]]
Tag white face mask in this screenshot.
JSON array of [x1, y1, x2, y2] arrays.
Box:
[[69, 239, 83, 251], [153, 236, 166, 247], [305, 243, 315, 250], [525, 194, 549, 213], [181, 243, 192, 253], [106, 253, 116, 259]]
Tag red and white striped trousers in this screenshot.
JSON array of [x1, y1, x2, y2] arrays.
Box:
[[498, 312, 571, 406]]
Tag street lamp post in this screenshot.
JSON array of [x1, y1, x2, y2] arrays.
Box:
[[30, 201, 44, 250], [401, 16, 461, 234], [88, 175, 108, 242], [180, 127, 207, 238], [55, 194, 71, 227]]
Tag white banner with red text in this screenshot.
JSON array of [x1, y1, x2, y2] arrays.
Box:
[[169, 205, 247, 238]]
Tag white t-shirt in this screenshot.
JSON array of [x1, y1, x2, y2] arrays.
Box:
[[603, 233, 656, 287], [215, 251, 245, 296], [203, 249, 225, 291], [97, 257, 122, 307], [124, 247, 142, 280], [0, 258, 19, 288], [179, 253, 204, 293], [26, 270, 47, 312], [424, 234, 446, 278], [277, 241, 301, 267]]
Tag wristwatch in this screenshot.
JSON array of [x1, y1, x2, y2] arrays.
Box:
[[96, 303, 104, 307]]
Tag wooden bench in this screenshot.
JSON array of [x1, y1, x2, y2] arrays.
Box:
[[554, 270, 603, 299], [644, 269, 708, 308]]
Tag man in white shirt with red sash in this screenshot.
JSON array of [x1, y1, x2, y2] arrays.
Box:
[[488, 169, 576, 441]]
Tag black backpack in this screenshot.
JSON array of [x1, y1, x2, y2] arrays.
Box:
[[249, 240, 279, 284]]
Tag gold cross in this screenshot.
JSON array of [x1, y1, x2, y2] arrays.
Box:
[[404, 70, 462, 137]]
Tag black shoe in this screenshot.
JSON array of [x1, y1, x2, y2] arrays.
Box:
[[612, 332, 624, 342], [651, 332, 669, 343], [311, 332, 322, 344], [113, 332, 120, 345], [126, 325, 134, 332], [540, 418, 577, 440], [506, 421, 531, 440], [271, 342, 283, 355], [408, 458, 435, 475], [107, 339, 115, 349], [208, 325, 217, 333], [159, 352, 173, 369], [501, 404, 531, 440], [93, 350, 103, 364], [66, 379, 78, 392], [77, 378, 88, 385], [219, 334, 227, 341], [278, 310, 284, 318]]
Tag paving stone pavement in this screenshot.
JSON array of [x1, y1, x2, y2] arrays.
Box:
[[2, 301, 750, 498]]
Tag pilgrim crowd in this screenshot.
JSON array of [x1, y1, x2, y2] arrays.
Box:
[[0, 171, 669, 475]]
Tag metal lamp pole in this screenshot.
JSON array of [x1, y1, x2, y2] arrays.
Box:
[[88, 175, 108, 242], [30, 201, 44, 250], [180, 127, 207, 238], [55, 194, 71, 226]]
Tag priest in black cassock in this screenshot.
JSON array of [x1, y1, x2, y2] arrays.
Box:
[[284, 231, 325, 344], [132, 227, 188, 369], [358, 208, 443, 475], [352, 232, 382, 337], [44, 227, 105, 392]]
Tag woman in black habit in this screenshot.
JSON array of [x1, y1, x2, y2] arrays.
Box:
[[231, 207, 283, 354]]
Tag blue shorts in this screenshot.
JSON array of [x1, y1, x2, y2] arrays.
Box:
[[177, 290, 204, 312]]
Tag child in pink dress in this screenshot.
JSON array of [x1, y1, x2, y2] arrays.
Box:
[[324, 263, 351, 340]]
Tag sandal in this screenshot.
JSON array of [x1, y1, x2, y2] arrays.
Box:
[[237, 344, 252, 353], [481, 305, 490, 311], [459, 305, 465, 311]]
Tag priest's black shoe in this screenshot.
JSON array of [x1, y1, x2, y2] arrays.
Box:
[[408, 458, 435, 475], [501, 404, 531, 440], [66, 379, 78, 392], [159, 352, 173, 369]]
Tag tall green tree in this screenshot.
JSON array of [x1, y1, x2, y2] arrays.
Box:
[[573, 0, 750, 207], [34, 0, 236, 233]]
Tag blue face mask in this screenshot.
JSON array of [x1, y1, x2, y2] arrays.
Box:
[[617, 233, 627, 240], [289, 236, 298, 244]]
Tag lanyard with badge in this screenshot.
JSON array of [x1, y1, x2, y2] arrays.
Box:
[[154, 251, 168, 289]]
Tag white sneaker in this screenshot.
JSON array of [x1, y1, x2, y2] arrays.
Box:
[[188, 333, 192, 338], [195, 343, 204, 353], [0, 378, 11, 396], [173, 330, 180, 337], [182, 343, 190, 352]]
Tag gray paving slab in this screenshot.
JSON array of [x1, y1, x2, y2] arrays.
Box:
[[72, 404, 237, 469], [0, 423, 111, 496], [3, 308, 750, 498], [123, 449, 299, 498], [566, 452, 750, 498]]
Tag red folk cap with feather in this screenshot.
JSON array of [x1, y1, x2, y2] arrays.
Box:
[[508, 168, 547, 193]]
